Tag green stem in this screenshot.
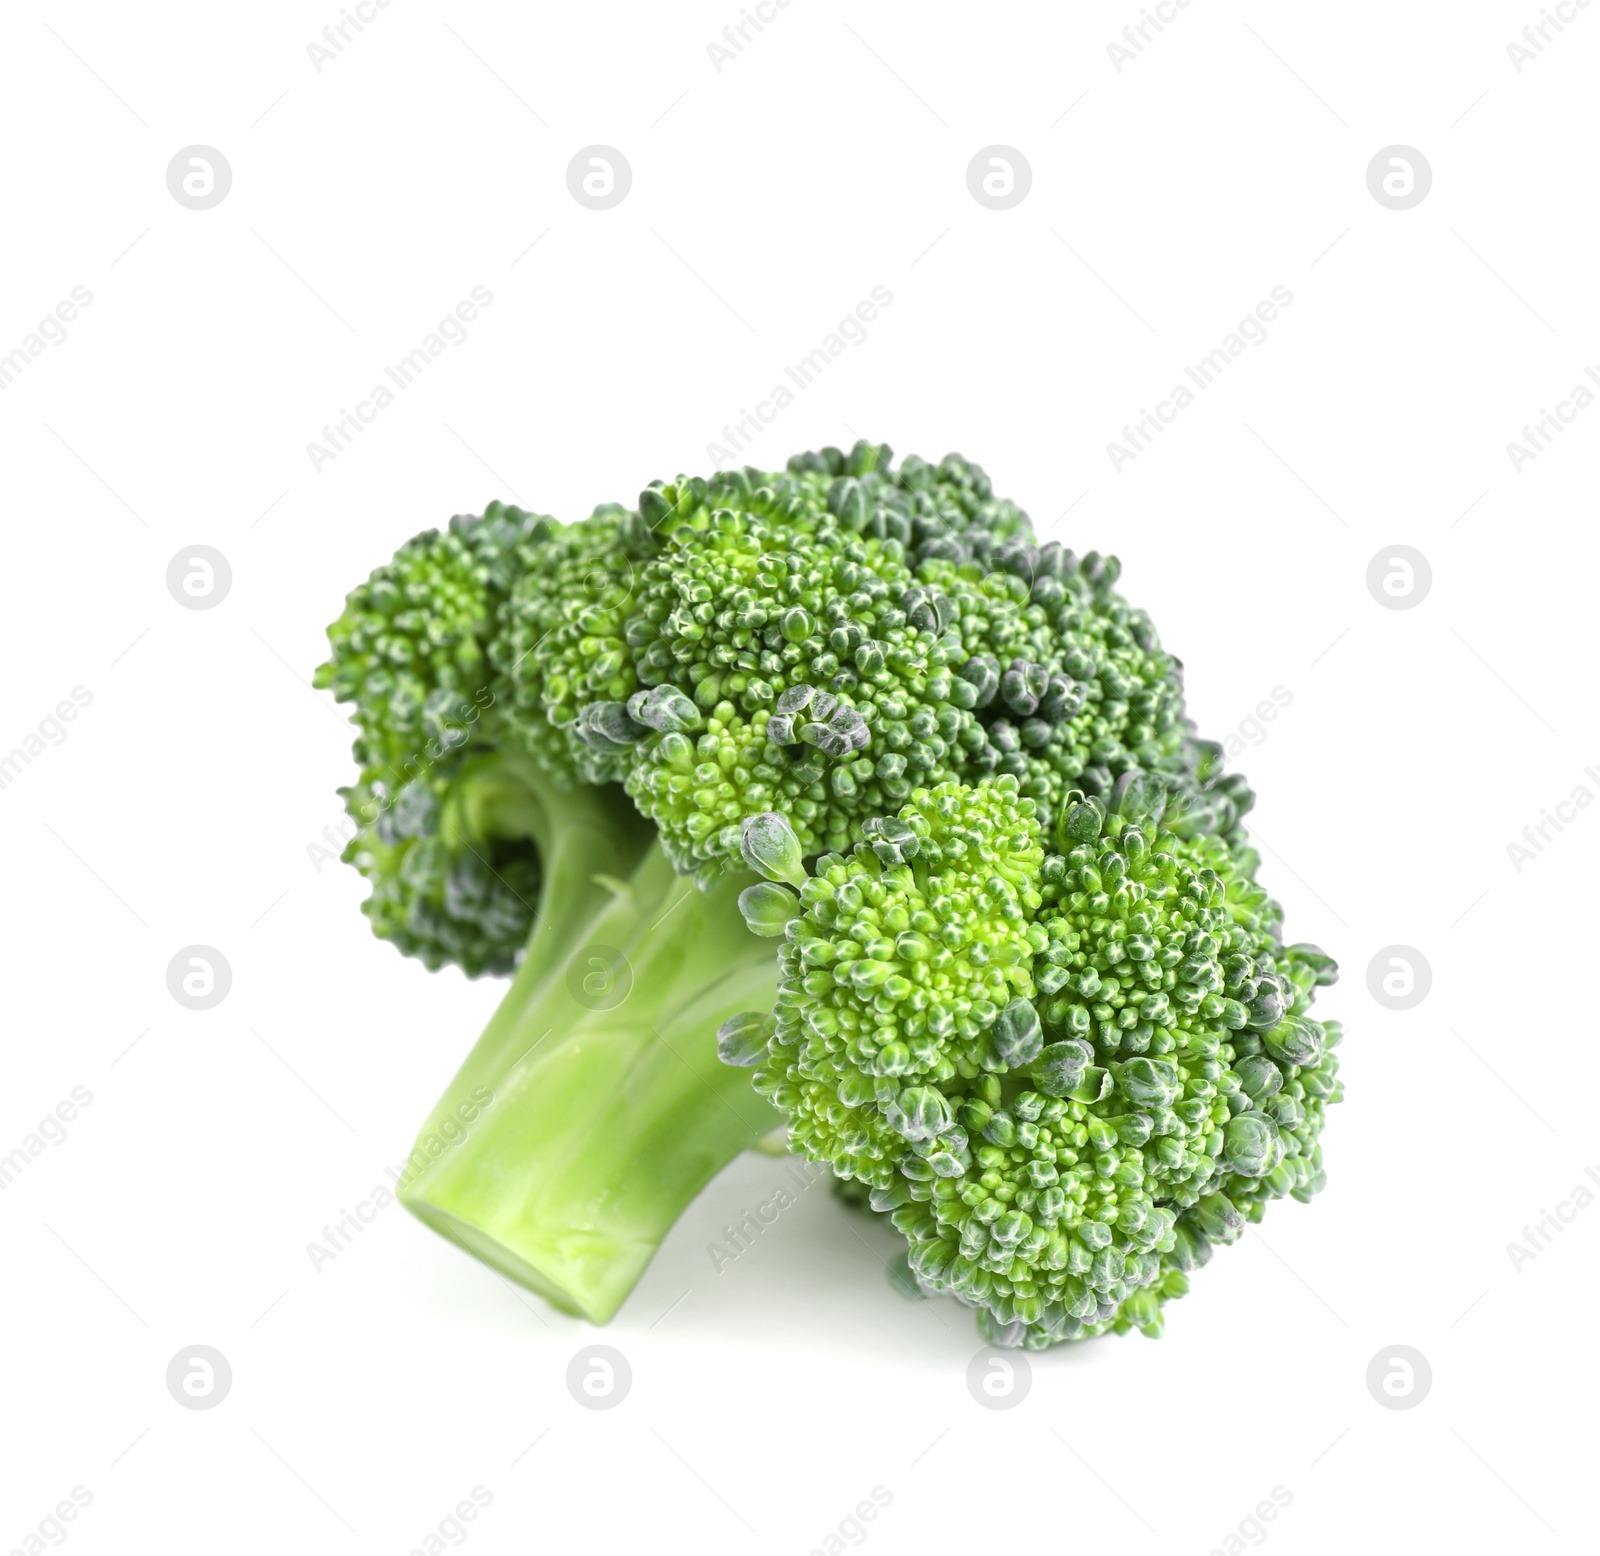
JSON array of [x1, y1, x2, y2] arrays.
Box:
[[397, 768, 781, 1323]]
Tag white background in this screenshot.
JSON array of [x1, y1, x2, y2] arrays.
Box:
[[1, 2, 1595, 1552]]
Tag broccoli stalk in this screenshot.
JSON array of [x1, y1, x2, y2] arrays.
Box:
[[394, 753, 781, 1323]]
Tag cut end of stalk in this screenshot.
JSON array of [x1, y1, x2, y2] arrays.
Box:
[[398, 1190, 650, 1325]]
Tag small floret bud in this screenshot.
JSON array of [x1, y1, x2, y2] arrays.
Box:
[[954, 655, 1001, 709], [1234, 1054, 1283, 1101], [717, 1011, 776, 1067], [1190, 1193, 1245, 1243], [738, 881, 801, 938], [626, 684, 702, 733], [1059, 795, 1106, 844], [1220, 1112, 1282, 1178], [1262, 1017, 1325, 1068], [576, 700, 648, 750], [1115, 1056, 1182, 1109], [739, 811, 807, 887], [1286, 942, 1339, 985], [992, 998, 1043, 1067], [1109, 769, 1167, 825], [887, 1086, 952, 1140]]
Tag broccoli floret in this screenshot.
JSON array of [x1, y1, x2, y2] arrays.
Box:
[[787, 442, 1035, 565], [495, 504, 647, 787], [912, 544, 1206, 841], [338, 752, 544, 976], [618, 497, 974, 881], [316, 502, 558, 978], [735, 774, 1340, 1348], [315, 503, 542, 779], [572, 441, 1245, 884]]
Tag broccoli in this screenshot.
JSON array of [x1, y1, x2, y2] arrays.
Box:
[[317, 439, 1302, 1334], [729, 774, 1340, 1347]]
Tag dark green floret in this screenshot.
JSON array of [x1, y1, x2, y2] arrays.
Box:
[[337, 751, 543, 976]]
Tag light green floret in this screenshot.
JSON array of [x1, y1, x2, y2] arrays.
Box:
[[740, 774, 1340, 1348], [611, 497, 982, 883], [495, 462, 849, 798], [316, 501, 545, 778]]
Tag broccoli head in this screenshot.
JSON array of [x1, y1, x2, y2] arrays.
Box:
[[317, 438, 1308, 1338], [733, 774, 1340, 1347]]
